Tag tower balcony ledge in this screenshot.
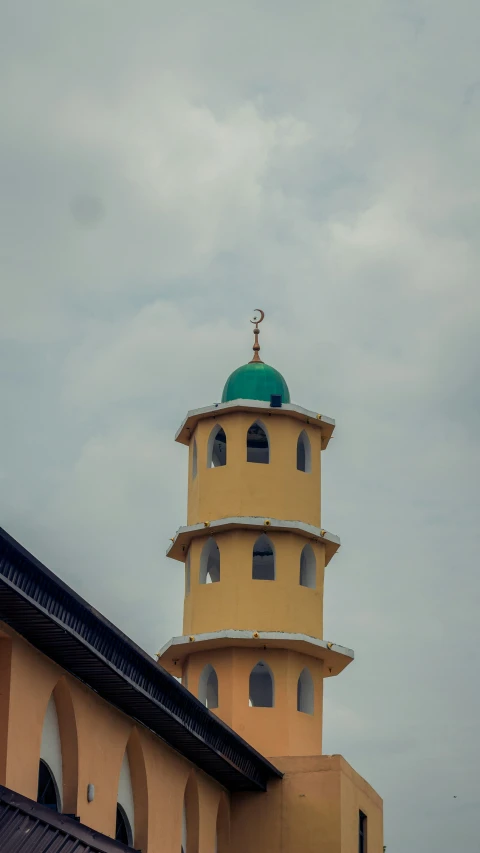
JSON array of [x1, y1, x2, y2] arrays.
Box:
[[167, 517, 340, 566], [175, 400, 335, 450], [156, 630, 353, 677]]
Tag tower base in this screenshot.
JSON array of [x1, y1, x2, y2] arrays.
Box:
[[230, 754, 384, 853]]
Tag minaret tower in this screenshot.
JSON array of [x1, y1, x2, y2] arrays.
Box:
[[157, 311, 353, 758]]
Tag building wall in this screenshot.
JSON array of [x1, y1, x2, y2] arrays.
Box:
[[0, 623, 228, 853], [183, 531, 325, 639], [0, 623, 383, 852], [186, 647, 324, 758], [230, 756, 383, 853], [187, 414, 322, 528]]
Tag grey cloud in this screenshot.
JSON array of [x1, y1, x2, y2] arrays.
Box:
[[2, 1, 480, 850]]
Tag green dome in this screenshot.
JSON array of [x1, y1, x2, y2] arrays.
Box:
[[221, 361, 290, 404]]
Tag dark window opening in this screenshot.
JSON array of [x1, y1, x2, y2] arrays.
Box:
[[200, 538, 220, 584], [116, 803, 133, 846], [296, 430, 311, 472], [299, 543, 316, 588], [208, 427, 227, 468], [249, 661, 274, 707], [246, 421, 269, 464], [359, 810, 367, 853], [37, 760, 59, 812], [252, 534, 275, 580]]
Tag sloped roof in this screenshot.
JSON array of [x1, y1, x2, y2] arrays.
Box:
[[0, 785, 136, 853], [0, 527, 281, 792]]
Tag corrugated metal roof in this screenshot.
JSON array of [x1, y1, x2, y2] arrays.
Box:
[[0, 785, 137, 853], [0, 528, 281, 792]]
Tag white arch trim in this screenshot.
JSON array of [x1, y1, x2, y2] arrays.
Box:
[[117, 751, 135, 844], [40, 695, 63, 811]]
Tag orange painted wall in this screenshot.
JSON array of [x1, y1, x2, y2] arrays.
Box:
[[183, 531, 325, 639], [0, 623, 228, 853], [186, 647, 323, 758], [187, 414, 322, 528], [230, 755, 383, 853]]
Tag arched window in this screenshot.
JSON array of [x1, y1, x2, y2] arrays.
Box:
[[207, 425, 227, 468], [116, 803, 133, 845], [185, 550, 191, 596], [192, 438, 198, 480], [252, 534, 275, 580], [116, 752, 135, 845], [249, 660, 274, 707], [39, 694, 62, 811], [200, 538, 220, 584], [198, 664, 219, 709], [246, 421, 269, 464], [297, 430, 312, 472], [297, 668, 314, 714], [37, 759, 60, 811], [299, 543, 316, 589]]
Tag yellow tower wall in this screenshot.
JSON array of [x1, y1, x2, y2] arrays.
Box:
[[187, 413, 322, 528], [185, 647, 324, 758], [183, 531, 325, 638]]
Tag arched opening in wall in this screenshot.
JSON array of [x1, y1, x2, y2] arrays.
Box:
[[252, 534, 275, 580], [116, 751, 135, 846], [216, 792, 230, 853], [246, 421, 269, 463], [296, 430, 312, 472], [37, 759, 60, 811], [207, 425, 227, 468], [125, 729, 148, 852], [116, 803, 133, 846], [297, 668, 314, 714], [185, 550, 191, 596], [299, 544, 316, 589], [51, 678, 79, 815], [39, 693, 63, 811], [249, 660, 274, 707], [181, 771, 199, 853], [200, 538, 220, 584], [192, 438, 198, 480], [198, 664, 219, 709]]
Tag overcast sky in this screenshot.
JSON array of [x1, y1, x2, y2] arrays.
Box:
[[2, 1, 480, 849]]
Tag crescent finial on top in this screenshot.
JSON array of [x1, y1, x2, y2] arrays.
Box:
[[249, 309, 264, 363]]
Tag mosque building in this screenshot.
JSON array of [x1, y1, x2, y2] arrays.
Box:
[[0, 312, 383, 852]]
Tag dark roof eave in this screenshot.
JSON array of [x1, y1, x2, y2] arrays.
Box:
[[0, 528, 281, 792]]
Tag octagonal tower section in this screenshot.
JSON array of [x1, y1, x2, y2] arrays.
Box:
[[157, 313, 353, 760]]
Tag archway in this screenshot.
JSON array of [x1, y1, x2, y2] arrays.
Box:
[[249, 660, 274, 707], [299, 544, 316, 589], [200, 538, 220, 584], [198, 664, 219, 709], [207, 426, 227, 468], [296, 430, 312, 472], [246, 421, 269, 464], [252, 534, 275, 580], [297, 668, 314, 714]]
